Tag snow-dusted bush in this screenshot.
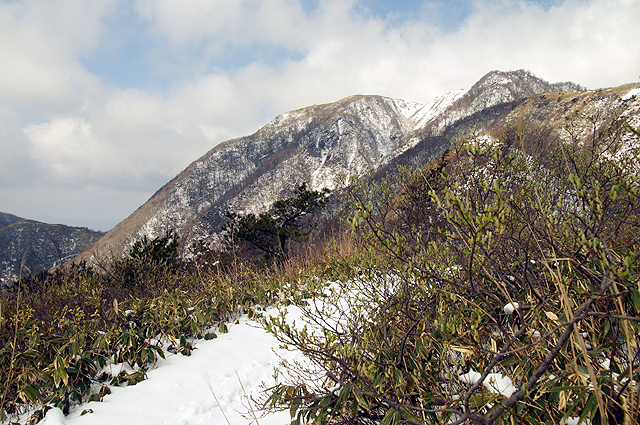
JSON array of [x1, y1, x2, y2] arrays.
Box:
[[265, 122, 640, 424]]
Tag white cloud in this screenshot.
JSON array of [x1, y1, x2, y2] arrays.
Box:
[[25, 118, 106, 181], [442, 0, 640, 88], [0, 106, 42, 186], [24, 91, 210, 191], [134, 0, 314, 57], [0, 0, 113, 109]]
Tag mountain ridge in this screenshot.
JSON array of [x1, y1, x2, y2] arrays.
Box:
[[77, 69, 598, 264], [0, 212, 24, 229], [80, 70, 640, 259], [83, 94, 430, 261]]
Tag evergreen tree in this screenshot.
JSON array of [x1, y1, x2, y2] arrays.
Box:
[[223, 183, 330, 260]]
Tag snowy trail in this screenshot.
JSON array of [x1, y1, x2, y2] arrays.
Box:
[[41, 309, 302, 425]]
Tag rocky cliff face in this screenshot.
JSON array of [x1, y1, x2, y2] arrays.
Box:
[[81, 70, 606, 262]]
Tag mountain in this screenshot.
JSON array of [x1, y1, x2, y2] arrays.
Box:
[[0, 216, 104, 286], [384, 80, 640, 175], [80, 70, 640, 263], [405, 68, 584, 142], [0, 212, 23, 228]]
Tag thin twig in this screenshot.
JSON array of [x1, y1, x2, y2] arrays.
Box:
[[202, 367, 231, 425], [236, 369, 261, 425]]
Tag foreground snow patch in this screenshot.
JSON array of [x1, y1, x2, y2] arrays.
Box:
[[40, 308, 302, 425], [502, 302, 519, 315], [459, 369, 516, 398]]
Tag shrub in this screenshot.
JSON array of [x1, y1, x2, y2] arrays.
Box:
[[0, 231, 279, 423], [264, 122, 640, 424]]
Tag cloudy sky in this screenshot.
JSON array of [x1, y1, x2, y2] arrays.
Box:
[[1, 0, 638, 231]]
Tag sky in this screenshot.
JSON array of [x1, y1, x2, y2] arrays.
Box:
[[0, 0, 639, 232]]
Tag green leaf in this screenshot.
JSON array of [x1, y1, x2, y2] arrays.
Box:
[[337, 386, 350, 405], [316, 405, 330, 423], [380, 409, 399, 425], [54, 365, 69, 388], [19, 385, 41, 404], [399, 407, 423, 424], [354, 391, 370, 412], [580, 393, 598, 422], [549, 386, 587, 392], [630, 287, 640, 312]]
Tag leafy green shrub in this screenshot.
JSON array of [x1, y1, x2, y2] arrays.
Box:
[[264, 122, 640, 424], [0, 230, 281, 423]]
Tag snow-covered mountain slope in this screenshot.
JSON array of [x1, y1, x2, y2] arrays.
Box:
[[411, 88, 467, 129], [383, 79, 640, 177], [79, 70, 588, 262]]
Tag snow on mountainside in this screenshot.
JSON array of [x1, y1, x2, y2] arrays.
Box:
[[411, 88, 467, 129], [78, 70, 588, 263], [26, 305, 303, 425]]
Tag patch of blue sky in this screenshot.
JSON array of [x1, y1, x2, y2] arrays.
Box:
[[18, 110, 50, 127], [81, 35, 304, 92], [355, 0, 564, 31], [527, 0, 564, 10], [299, 0, 320, 15], [79, 4, 169, 91], [80, 40, 160, 90], [355, 0, 472, 30], [210, 42, 306, 72], [79, 0, 568, 91]]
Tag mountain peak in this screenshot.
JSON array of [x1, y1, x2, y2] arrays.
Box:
[[78, 70, 607, 264], [469, 69, 585, 101], [0, 212, 24, 228]]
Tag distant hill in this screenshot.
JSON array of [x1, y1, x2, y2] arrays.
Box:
[[0, 216, 104, 286], [0, 212, 23, 228]]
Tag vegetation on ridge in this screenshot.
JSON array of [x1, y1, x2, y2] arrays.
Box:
[[222, 183, 331, 261], [0, 232, 287, 422]]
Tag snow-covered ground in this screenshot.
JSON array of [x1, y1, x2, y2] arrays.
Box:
[[31, 291, 596, 425], [40, 308, 304, 425]]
